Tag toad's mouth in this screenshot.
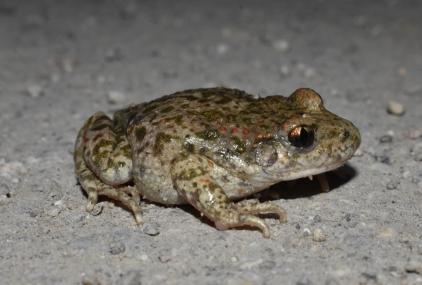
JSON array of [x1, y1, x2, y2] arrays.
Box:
[[277, 159, 349, 182], [263, 157, 349, 181]]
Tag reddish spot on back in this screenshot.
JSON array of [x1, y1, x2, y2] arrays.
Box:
[[242, 128, 250, 136], [219, 126, 227, 134]]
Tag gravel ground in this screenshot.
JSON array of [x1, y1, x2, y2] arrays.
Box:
[[1, 1, 422, 284]]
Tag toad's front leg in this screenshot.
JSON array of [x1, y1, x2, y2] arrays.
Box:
[[170, 154, 287, 238]]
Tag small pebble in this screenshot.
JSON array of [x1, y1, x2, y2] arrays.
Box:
[[303, 228, 311, 237], [376, 154, 391, 165], [27, 210, 39, 218], [387, 101, 405, 116], [216, 43, 229, 55], [344, 213, 352, 222], [107, 90, 126, 104], [405, 261, 422, 274], [25, 84, 44, 98], [272, 39, 290, 52], [279, 65, 291, 77], [386, 180, 399, 190], [105, 47, 123, 62], [296, 62, 316, 78], [81, 276, 101, 285], [61, 58, 75, 73], [304, 67, 316, 78], [312, 228, 327, 242], [158, 255, 171, 263], [354, 147, 364, 157], [312, 215, 322, 223], [47, 207, 61, 217], [138, 254, 149, 261], [397, 67, 407, 77], [379, 135, 393, 144], [90, 203, 103, 216], [0, 194, 9, 205], [142, 223, 160, 236], [378, 227, 396, 239], [109, 241, 126, 255]]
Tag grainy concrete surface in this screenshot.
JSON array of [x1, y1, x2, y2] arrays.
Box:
[[0, 1, 421, 284]]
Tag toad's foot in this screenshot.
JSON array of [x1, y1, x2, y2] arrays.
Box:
[[171, 154, 287, 238]]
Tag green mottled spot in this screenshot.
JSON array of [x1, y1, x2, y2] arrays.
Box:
[[121, 144, 131, 157], [135, 126, 147, 141], [201, 110, 223, 121], [142, 103, 159, 114], [196, 129, 219, 141], [231, 136, 246, 153], [192, 182, 198, 188], [92, 140, 113, 156], [160, 106, 174, 113], [90, 123, 112, 132], [179, 167, 205, 180], [153, 132, 173, 155], [241, 116, 253, 124], [169, 115, 183, 125]]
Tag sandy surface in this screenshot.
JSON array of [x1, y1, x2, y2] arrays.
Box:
[[1, 1, 422, 284]]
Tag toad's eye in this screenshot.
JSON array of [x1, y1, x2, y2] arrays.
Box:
[[288, 126, 315, 148]]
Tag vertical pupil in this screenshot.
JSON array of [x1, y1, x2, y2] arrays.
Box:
[[300, 128, 308, 143]]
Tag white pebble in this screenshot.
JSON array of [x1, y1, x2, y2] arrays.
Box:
[[25, 84, 44, 98], [142, 223, 160, 236], [304, 67, 316, 78], [138, 254, 149, 261], [272, 39, 290, 52], [216, 43, 229, 55], [387, 101, 405, 116], [107, 90, 126, 104], [279, 65, 291, 76], [353, 147, 364, 157], [47, 207, 61, 217], [303, 228, 311, 236], [312, 228, 327, 242], [61, 58, 75, 73]]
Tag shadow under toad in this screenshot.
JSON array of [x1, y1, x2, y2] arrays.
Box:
[[258, 163, 359, 200]]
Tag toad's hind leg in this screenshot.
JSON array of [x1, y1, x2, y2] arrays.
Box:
[[74, 113, 142, 224], [171, 154, 286, 238], [80, 112, 133, 185]]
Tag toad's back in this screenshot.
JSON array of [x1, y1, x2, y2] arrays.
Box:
[[124, 87, 276, 204]]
